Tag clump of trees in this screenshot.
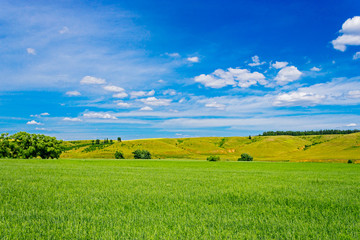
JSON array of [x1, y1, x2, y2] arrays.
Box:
[[238, 153, 253, 161], [115, 151, 124, 159], [207, 155, 220, 161], [132, 149, 151, 159], [0, 132, 64, 159], [262, 129, 360, 136]]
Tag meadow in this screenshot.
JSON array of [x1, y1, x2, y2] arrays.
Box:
[[61, 133, 360, 162], [0, 159, 359, 239]]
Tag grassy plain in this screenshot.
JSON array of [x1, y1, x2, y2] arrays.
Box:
[[0, 159, 359, 239], [61, 133, 360, 162]]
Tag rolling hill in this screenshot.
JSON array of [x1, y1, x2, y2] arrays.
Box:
[[61, 133, 360, 162]]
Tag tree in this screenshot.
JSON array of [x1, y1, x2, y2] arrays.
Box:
[[0, 132, 64, 159], [238, 153, 253, 161], [117, 137, 122, 142], [249, 135, 252, 139], [207, 155, 220, 161], [95, 139, 100, 145], [115, 151, 124, 159], [132, 149, 151, 159]]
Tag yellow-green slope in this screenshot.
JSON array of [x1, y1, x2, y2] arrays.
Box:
[[61, 133, 360, 162]]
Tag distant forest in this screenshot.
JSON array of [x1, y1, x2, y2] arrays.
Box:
[[261, 129, 360, 136]]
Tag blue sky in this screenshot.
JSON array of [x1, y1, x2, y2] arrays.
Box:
[[1, 0, 360, 140]]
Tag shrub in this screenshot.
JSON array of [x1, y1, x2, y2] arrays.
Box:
[[207, 155, 220, 161], [238, 153, 253, 161], [348, 159, 354, 164], [115, 151, 124, 159], [133, 149, 151, 159]]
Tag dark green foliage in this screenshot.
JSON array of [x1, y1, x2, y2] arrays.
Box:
[[348, 160, 354, 164], [132, 149, 151, 159], [0, 132, 64, 159], [238, 153, 253, 161], [249, 135, 252, 139], [82, 142, 113, 153], [217, 138, 226, 148], [110, 139, 113, 143], [117, 137, 122, 142], [207, 155, 220, 161], [262, 129, 360, 136], [114, 151, 124, 159], [95, 139, 100, 145]]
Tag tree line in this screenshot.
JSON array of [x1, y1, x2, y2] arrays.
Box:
[[0, 132, 64, 159], [261, 129, 360, 136]]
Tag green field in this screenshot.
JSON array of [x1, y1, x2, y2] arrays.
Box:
[[0, 159, 359, 239], [62, 133, 360, 162]]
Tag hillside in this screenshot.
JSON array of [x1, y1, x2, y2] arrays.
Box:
[[61, 133, 360, 162]]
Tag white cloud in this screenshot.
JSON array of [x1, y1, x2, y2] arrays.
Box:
[[83, 112, 117, 119], [353, 52, 360, 60], [274, 78, 360, 106], [166, 52, 180, 57], [116, 102, 131, 108], [205, 102, 226, 109], [163, 89, 176, 96], [194, 67, 266, 88], [310, 67, 321, 72], [59, 26, 69, 34], [40, 112, 50, 116], [332, 16, 360, 51], [187, 56, 199, 63], [348, 90, 360, 98], [63, 117, 82, 122], [346, 123, 357, 127], [80, 76, 106, 85], [274, 66, 302, 85], [271, 61, 288, 69], [140, 106, 153, 111], [27, 120, 42, 125], [140, 97, 171, 106], [103, 85, 125, 92], [113, 92, 128, 98], [248, 55, 265, 67], [130, 90, 155, 98], [27, 48, 36, 55], [66, 90, 81, 96]]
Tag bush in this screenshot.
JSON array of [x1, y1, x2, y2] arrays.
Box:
[[115, 151, 124, 159], [348, 159, 354, 164], [207, 155, 220, 161], [238, 153, 253, 161], [132, 149, 151, 159]]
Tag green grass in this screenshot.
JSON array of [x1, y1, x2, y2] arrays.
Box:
[[61, 133, 360, 162], [0, 159, 359, 239]]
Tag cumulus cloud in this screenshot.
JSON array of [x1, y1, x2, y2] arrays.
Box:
[[140, 97, 171, 106], [103, 85, 125, 92], [194, 67, 266, 88], [310, 67, 321, 72], [274, 78, 360, 106], [130, 90, 155, 98], [27, 120, 42, 125], [80, 76, 106, 85], [187, 56, 199, 63], [63, 117, 82, 122], [83, 112, 117, 119], [66, 90, 81, 96], [113, 92, 128, 98], [27, 48, 36, 55], [205, 102, 226, 109], [140, 106, 153, 111], [248, 55, 265, 67], [271, 61, 288, 69], [346, 123, 357, 127], [116, 102, 131, 108], [353, 52, 360, 60], [163, 89, 177, 96], [274, 66, 302, 85], [59, 26, 69, 34], [332, 16, 360, 51]]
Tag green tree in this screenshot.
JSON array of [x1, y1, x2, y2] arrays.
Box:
[[115, 151, 124, 159], [132, 149, 151, 159], [207, 155, 220, 161], [117, 137, 122, 142], [238, 153, 253, 161]]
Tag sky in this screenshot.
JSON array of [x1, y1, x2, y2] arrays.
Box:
[[0, 0, 360, 140]]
